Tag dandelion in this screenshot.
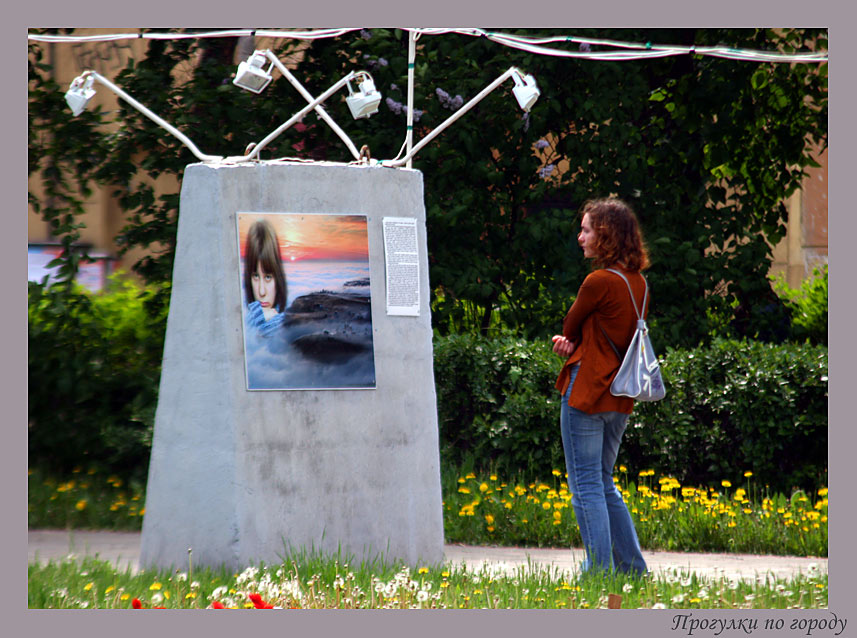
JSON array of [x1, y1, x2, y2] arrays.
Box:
[[151, 593, 164, 604], [75, 500, 87, 511], [149, 582, 162, 591], [744, 471, 753, 477], [722, 480, 732, 488], [83, 582, 94, 592]]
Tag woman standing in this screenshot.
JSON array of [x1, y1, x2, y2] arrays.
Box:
[[552, 197, 651, 576]]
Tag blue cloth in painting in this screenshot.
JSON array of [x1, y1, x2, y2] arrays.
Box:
[[245, 300, 286, 337]]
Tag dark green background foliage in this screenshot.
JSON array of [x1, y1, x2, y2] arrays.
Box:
[[29, 28, 827, 348], [433, 333, 827, 494], [28, 277, 166, 482]]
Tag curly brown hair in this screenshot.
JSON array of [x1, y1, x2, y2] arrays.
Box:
[[581, 197, 650, 272]]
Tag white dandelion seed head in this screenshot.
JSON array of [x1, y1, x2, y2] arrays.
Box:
[[417, 590, 429, 602]]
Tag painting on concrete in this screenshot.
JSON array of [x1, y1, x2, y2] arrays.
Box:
[[236, 212, 376, 390]]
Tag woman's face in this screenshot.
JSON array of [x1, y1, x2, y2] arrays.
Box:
[[251, 263, 277, 312], [578, 213, 597, 259]]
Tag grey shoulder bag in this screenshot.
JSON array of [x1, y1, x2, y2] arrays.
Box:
[[601, 268, 666, 402]]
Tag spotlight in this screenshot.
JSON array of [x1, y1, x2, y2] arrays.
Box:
[[233, 50, 274, 94], [64, 73, 96, 116], [345, 72, 382, 120], [511, 70, 540, 112]]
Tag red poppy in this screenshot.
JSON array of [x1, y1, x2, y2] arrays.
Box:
[[248, 593, 274, 609], [132, 598, 142, 609], [211, 601, 226, 609]]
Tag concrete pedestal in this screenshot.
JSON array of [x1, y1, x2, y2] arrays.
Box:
[[139, 161, 444, 572]]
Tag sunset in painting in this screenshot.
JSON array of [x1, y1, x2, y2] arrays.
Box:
[[238, 213, 368, 262]]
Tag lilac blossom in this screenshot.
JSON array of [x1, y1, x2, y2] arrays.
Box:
[[360, 29, 373, 40], [435, 87, 464, 111], [534, 139, 550, 150], [538, 163, 555, 179]]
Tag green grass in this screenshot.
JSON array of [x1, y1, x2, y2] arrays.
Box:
[[28, 552, 828, 610]]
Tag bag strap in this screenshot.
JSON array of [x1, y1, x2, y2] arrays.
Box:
[[605, 268, 648, 321], [600, 268, 648, 362]]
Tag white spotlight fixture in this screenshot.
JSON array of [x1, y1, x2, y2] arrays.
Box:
[[511, 69, 540, 113], [63, 70, 222, 163], [345, 72, 382, 120], [233, 50, 274, 94], [65, 74, 96, 116]]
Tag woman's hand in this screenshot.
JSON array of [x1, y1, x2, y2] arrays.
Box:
[[551, 335, 576, 357]]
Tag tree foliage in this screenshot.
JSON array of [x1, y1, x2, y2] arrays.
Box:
[[28, 28, 827, 349]]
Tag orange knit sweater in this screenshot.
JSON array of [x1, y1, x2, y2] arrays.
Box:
[[554, 267, 650, 415]]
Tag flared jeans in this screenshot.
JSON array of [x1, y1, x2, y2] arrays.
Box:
[[560, 365, 647, 575]]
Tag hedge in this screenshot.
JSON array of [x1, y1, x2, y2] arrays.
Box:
[[433, 333, 827, 494]]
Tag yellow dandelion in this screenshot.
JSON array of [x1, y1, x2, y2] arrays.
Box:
[[458, 487, 471, 494], [465, 472, 476, 479], [120, 593, 130, 601], [487, 526, 495, 532], [457, 477, 466, 484], [542, 502, 551, 510], [479, 483, 489, 493], [552, 469, 562, 477], [105, 586, 115, 594], [485, 514, 495, 525], [744, 471, 753, 477], [164, 591, 171, 600], [721, 480, 732, 488], [489, 474, 497, 481], [149, 582, 162, 591], [418, 567, 429, 574], [84, 582, 94, 592], [75, 500, 87, 511], [818, 487, 828, 497], [185, 592, 196, 599]]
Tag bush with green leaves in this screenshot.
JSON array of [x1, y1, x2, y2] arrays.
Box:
[[772, 264, 828, 345], [28, 274, 167, 482], [626, 338, 828, 494], [433, 334, 827, 494], [433, 332, 564, 477]]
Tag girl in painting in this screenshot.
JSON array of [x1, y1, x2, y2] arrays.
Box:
[[243, 218, 288, 336]]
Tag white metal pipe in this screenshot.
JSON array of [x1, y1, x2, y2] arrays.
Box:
[[406, 31, 416, 169], [263, 51, 362, 161], [86, 71, 223, 163]]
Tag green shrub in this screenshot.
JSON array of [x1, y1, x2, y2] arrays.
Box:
[[772, 264, 828, 345], [626, 338, 828, 494], [433, 334, 827, 494], [432, 332, 564, 478], [28, 274, 167, 481]]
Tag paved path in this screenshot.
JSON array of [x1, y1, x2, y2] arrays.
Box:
[[28, 530, 827, 583]]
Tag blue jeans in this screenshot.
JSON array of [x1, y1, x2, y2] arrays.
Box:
[[560, 365, 647, 576]]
